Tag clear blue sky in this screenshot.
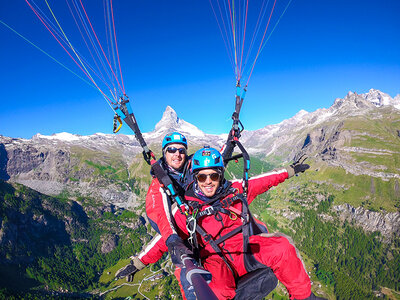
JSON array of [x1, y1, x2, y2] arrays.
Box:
[[1, 0, 399, 139]]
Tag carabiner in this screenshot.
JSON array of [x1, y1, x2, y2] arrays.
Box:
[[229, 212, 238, 221], [113, 114, 123, 133]]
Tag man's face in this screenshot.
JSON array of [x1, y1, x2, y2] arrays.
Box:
[[164, 143, 187, 170], [196, 169, 221, 198]]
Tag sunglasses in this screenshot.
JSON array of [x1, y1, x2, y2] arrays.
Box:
[[196, 172, 221, 183], [165, 147, 186, 155]]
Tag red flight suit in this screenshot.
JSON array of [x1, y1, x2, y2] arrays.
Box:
[[171, 167, 312, 300]]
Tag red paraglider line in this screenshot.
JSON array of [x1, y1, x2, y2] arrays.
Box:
[[246, 0, 277, 86], [243, 0, 267, 75], [24, 1, 113, 104], [110, 0, 125, 94], [104, 0, 118, 84], [65, 0, 114, 94], [238, 0, 249, 79], [209, 0, 235, 74], [227, 0, 239, 80], [78, 0, 124, 94], [28, 0, 115, 95], [71, 0, 115, 89]]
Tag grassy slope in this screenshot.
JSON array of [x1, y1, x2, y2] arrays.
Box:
[[343, 112, 400, 175]]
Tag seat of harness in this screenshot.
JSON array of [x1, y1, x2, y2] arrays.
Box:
[[234, 267, 278, 300]]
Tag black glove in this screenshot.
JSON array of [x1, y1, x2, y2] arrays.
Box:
[[166, 234, 194, 267], [288, 154, 310, 176], [115, 260, 138, 282]]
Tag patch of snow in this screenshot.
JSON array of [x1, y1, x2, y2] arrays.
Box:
[[36, 132, 81, 142]]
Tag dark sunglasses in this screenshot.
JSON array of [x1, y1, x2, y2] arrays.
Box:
[[165, 147, 186, 155], [196, 172, 221, 183]]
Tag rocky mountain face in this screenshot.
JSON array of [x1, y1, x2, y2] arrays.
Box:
[[334, 204, 400, 238], [241, 89, 400, 169], [0, 89, 399, 238], [0, 134, 142, 209]]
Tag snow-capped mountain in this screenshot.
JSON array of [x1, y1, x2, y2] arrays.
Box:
[[241, 89, 400, 158], [360, 88, 400, 108], [143, 106, 222, 147], [152, 106, 205, 137], [25, 88, 400, 154], [1, 88, 399, 208]]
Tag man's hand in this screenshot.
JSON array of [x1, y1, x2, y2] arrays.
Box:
[[115, 260, 138, 282], [166, 234, 194, 267], [287, 154, 310, 177]]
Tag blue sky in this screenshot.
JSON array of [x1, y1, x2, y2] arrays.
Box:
[[0, 0, 399, 139]]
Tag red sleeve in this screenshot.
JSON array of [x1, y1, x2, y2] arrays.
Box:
[[145, 178, 178, 241], [138, 234, 168, 265], [232, 167, 289, 204]]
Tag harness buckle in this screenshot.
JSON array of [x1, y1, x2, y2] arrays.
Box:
[[203, 206, 214, 216]]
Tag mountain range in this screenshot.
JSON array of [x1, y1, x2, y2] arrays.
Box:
[[1, 88, 399, 205], [1, 88, 400, 298]]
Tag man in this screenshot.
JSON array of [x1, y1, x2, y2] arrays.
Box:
[[144, 132, 194, 260], [166, 146, 325, 300], [117, 131, 198, 299]]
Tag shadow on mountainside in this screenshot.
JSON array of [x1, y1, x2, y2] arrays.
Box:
[[0, 144, 9, 181], [0, 181, 77, 292]]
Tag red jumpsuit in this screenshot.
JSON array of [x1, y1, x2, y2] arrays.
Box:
[[146, 177, 179, 242], [141, 167, 311, 299], [145, 156, 193, 244], [173, 167, 311, 300], [137, 234, 167, 265]]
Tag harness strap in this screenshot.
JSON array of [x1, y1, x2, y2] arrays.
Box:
[[194, 224, 237, 277], [186, 192, 253, 278], [151, 161, 189, 215], [115, 96, 156, 165], [213, 226, 243, 245]]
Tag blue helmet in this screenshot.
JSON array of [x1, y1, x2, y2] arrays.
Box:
[[162, 132, 187, 149], [192, 146, 224, 173]]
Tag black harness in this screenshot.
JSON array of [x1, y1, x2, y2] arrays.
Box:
[[185, 179, 268, 279]]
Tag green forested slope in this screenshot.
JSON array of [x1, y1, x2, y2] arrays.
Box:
[[0, 181, 151, 298]]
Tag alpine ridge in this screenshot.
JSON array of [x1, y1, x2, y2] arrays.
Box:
[[0, 88, 399, 222]]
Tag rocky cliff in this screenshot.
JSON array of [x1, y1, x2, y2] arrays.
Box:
[[334, 204, 400, 239]]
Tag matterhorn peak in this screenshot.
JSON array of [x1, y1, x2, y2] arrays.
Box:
[[154, 106, 180, 131], [150, 106, 205, 138], [346, 91, 357, 98], [162, 106, 179, 123], [164, 105, 177, 115]]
